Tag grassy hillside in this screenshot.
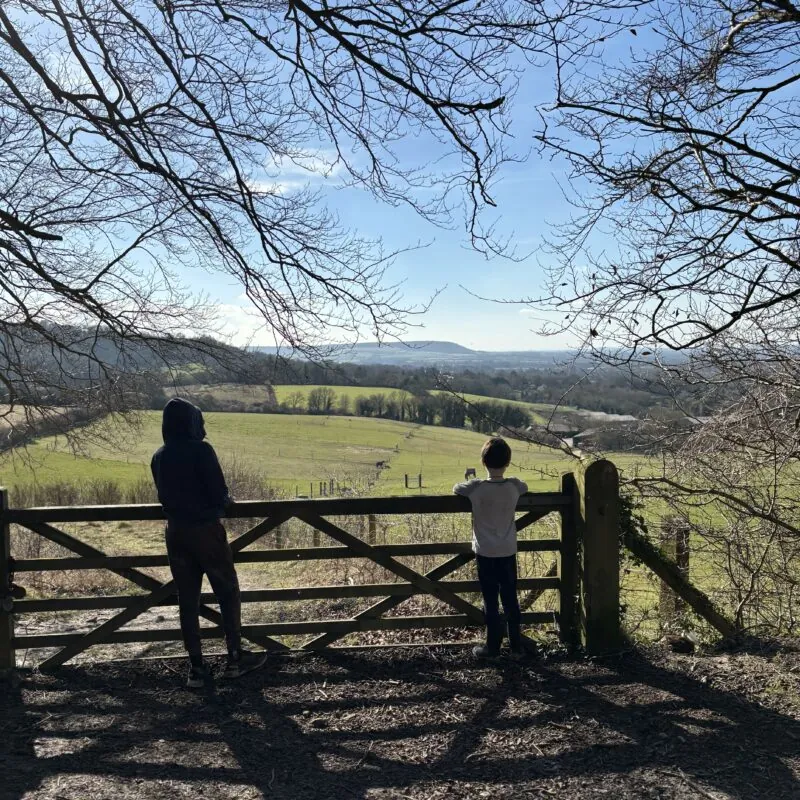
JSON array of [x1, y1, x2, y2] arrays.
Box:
[[430, 390, 584, 426], [164, 383, 276, 404], [0, 412, 584, 497], [167, 383, 412, 406], [272, 384, 412, 404]]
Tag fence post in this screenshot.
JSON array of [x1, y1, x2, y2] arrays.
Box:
[[576, 460, 620, 653], [659, 517, 690, 623], [0, 488, 15, 670], [404, 474, 409, 489], [558, 473, 579, 648], [368, 514, 377, 545]]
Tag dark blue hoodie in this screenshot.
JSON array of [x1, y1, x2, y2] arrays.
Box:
[[150, 398, 230, 526]]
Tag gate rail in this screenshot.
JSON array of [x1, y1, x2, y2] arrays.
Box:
[[0, 461, 622, 670]]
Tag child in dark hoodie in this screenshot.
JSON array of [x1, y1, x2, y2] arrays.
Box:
[[151, 398, 266, 687]]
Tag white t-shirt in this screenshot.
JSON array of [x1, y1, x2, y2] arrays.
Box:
[[453, 477, 529, 557]]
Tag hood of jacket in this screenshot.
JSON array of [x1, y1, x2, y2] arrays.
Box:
[[161, 397, 206, 443]]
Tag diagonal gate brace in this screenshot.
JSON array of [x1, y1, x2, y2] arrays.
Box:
[[303, 552, 475, 650], [296, 512, 486, 624], [25, 519, 290, 654], [35, 512, 291, 670], [23, 521, 274, 646], [298, 509, 548, 652]]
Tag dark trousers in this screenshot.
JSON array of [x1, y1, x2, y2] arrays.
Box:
[[165, 520, 241, 658], [477, 554, 521, 649]]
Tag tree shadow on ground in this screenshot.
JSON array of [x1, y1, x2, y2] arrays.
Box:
[[1, 647, 799, 799]]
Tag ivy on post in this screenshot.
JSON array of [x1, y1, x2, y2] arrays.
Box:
[[0, 487, 15, 671], [576, 460, 621, 653]]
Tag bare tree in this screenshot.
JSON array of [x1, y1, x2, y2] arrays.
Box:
[[534, 0, 800, 355], [524, 1, 800, 633], [307, 385, 336, 414], [611, 342, 800, 632], [1, 0, 609, 439], [286, 390, 306, 413]]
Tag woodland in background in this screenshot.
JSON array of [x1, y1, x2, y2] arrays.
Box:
[[163, 351, 720, 418]]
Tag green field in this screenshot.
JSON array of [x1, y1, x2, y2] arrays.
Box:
[[171, 383, 564, 426], [0, 412, 584, 497], [273, 384, 412, 404], [166, 384, 411, 407], [0, 410, 695, 642], [430, 390, 577, 425]]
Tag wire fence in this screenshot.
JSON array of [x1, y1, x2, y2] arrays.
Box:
[[620, 511, 800, 642]]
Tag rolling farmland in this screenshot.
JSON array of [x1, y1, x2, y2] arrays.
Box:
[[0, 412, 580, 497]]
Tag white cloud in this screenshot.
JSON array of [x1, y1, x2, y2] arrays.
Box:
[[213, 302, 274, 347], [266, 149, 343, 179], [244, 178, 307, 196], [240, 149, 342, 197]]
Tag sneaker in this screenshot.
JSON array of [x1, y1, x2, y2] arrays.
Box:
[[472, 644, 500, 659], [187, 662, 213, 689], [223, 648, 268, 679]]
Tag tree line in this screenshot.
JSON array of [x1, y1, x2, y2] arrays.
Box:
[[165, 351, 720, 419], [169, 385, 531, 436]]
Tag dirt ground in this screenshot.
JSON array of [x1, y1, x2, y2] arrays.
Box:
[[2, 643, 800, 800]]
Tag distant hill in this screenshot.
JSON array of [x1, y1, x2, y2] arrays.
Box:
[[349, 340, 476, 355], [252, 340, 577, 368]]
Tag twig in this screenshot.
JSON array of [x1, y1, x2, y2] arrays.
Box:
[[161, 660, 184, 677], [658, 769, 724, 800], [352, 740, 375, 769]]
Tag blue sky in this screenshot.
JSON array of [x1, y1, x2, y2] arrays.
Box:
[[198, 24, 659, 354], [213, 132, 576, 351], [202, 61, 582, 352], [9, 3, 663, 353]]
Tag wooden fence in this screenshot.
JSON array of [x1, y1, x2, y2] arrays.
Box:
[[0, 461, 624, 670]]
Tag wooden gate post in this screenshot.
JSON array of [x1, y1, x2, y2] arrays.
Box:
[[576, 460, 620, 653], [0, 488, 15, 670], [558, 473, 579, 648], [659, 517, 690, 623]]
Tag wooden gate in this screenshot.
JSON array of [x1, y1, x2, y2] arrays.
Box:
[[0, 461, 621, 670]]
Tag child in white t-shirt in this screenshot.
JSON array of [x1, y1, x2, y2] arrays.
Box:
[[454, 437, 528, 657]]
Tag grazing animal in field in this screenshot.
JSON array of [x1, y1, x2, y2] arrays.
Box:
[[376, 460, 388, 469], [464, 467, 477, 480]]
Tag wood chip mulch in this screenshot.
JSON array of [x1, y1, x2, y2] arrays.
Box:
[[2, 643, 800, 799]]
